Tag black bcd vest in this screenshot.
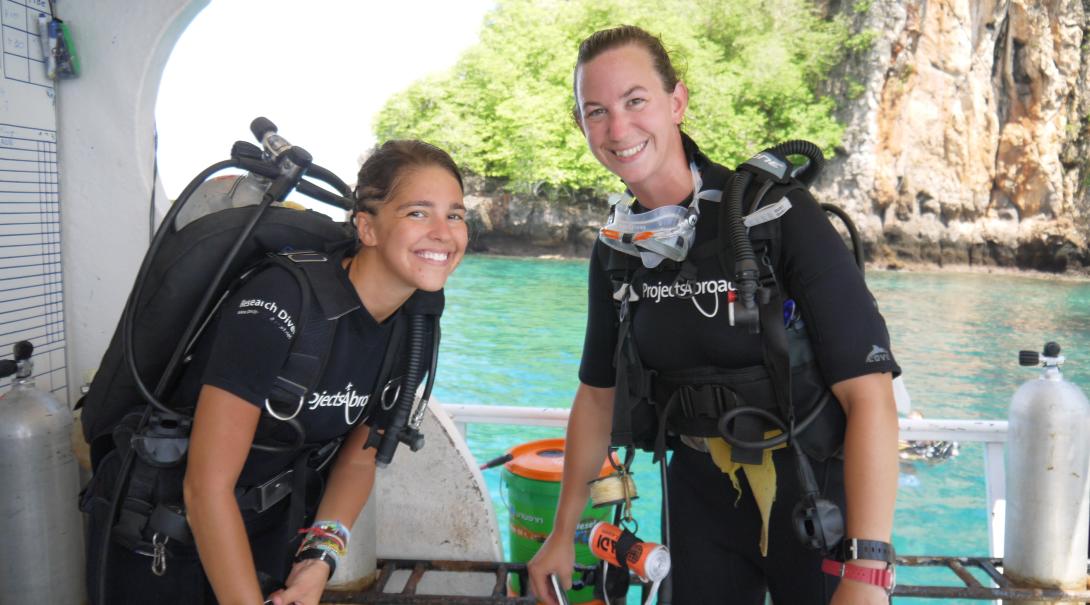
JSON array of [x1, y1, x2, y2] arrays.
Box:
[[601, 157, 846, 465]]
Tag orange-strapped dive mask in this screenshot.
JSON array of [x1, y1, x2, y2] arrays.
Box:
[[598, 161, 721, 268]]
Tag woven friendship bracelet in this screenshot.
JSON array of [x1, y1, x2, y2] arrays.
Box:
[[296, 520, 351, 566]]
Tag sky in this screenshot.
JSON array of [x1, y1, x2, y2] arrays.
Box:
[[155, 0, 496, 203]]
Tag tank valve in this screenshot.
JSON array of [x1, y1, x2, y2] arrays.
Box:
[[0, 340, 33, 379], [1019, 341, 1064, 368]]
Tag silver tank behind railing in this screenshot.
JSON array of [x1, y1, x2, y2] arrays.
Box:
[[1004, 342, 1090, 604], [0, 341, 84, 603]]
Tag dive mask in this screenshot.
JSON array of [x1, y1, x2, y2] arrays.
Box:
[[598, 161, 721, 268]]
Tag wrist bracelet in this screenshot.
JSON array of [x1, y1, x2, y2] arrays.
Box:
[[297, 520, 350, 558]]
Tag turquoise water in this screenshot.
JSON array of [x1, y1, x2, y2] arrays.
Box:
[[433, 255, 1090, 603]]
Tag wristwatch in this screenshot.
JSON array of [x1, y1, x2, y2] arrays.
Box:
[[840, 538, 895, 564], [295, 547, 337, 579]]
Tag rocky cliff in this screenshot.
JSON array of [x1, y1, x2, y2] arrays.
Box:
[[816, 0, 1089, 272], [463, 178, 602, 257], [466, 0, 1090, 273]]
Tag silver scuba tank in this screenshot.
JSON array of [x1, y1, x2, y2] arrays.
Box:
[[0, 341, 84, 603], [1003, 342, 1090, 598], [172, 171, 272, 230]]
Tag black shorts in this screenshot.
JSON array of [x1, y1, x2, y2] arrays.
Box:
[[667, 443, 846, 604]]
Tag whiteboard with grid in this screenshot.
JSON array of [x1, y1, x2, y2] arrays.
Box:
[[0, 0, 65, 397]]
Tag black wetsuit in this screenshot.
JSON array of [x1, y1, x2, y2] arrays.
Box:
[[84, 262, 400, 604], [579, 147, 899, 604]]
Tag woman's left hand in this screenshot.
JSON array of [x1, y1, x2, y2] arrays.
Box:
[[830, 576, 890, 604], [267, 559, 331, 605]]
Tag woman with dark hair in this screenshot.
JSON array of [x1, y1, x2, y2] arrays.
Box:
[[89, 140, 467, 605], [528, 26, 899, 605]]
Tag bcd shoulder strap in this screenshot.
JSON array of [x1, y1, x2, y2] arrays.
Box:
[[263, 251, 359, 416]]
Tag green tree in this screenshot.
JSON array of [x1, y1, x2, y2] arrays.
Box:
[[374, 0, 851, 194]]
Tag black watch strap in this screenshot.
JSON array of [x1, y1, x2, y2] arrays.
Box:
[[295, 547, 337, 579], [840, 538, 894, 564]]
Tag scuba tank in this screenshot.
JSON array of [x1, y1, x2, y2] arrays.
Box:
[[1004, 341, 1090, 592], [0, 341, 84, 603], [172, 171, 274, 231]]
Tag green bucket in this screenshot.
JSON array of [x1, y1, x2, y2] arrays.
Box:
[[502, 438, 612, 604]]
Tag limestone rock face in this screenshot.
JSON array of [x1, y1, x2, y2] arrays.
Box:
[[815, 0, 1089, 272], [462, 178, 603, 258]]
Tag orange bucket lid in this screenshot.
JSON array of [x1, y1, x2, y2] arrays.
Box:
[[504, 438, 616, 482]]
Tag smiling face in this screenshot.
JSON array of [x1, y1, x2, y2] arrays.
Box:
[[575, 43, 690, 204], [356, 164, 467, 296]]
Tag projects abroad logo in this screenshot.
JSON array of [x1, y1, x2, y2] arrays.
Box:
[[642, 278, 736, 319], [307, 382, 370, 424]]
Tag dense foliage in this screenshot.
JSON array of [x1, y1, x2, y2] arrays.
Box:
[[373, 0, 851, 194]]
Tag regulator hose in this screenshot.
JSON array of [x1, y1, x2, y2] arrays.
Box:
[[726, 170, 760, 331], [763, 141, 863, 272], [374, 314, 428, 467], [770, 139, 825, 187], [820, 203, 865, 274], [409, 321, 442, 430], [715, 391, 833, 451], [121, 159, 240, 420], [726, 139, 831, 333]]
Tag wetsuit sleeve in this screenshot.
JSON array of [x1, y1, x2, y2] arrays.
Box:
[[578, 242, 620, 388], [778, 188, 901, 385], [199, 266, 303, 407]]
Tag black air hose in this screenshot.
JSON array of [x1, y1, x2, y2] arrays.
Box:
[[757, 140, 864, 272], [820, 203, 865, 274], [375, 314, 427, 467], [726, 170, 760, 330], [122, 160, 240, 420], [727, 170, 757, 268], [770, 140, 825, 186], [716, 392, 833, 451], [420, 321, 440, 408]]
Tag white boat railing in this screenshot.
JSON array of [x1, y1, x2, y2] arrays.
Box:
[[440, 403, 1009, 557]]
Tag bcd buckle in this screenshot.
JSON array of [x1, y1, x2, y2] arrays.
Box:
[[254, 468, 294, 513], [280, 251, 327, 263]]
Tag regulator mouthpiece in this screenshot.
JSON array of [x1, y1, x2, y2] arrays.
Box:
[[1019, 341, 1064, 368]]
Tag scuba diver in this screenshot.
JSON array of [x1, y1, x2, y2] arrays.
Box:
[[528, 26, 900, 605], [81, 139, 467, 605]]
